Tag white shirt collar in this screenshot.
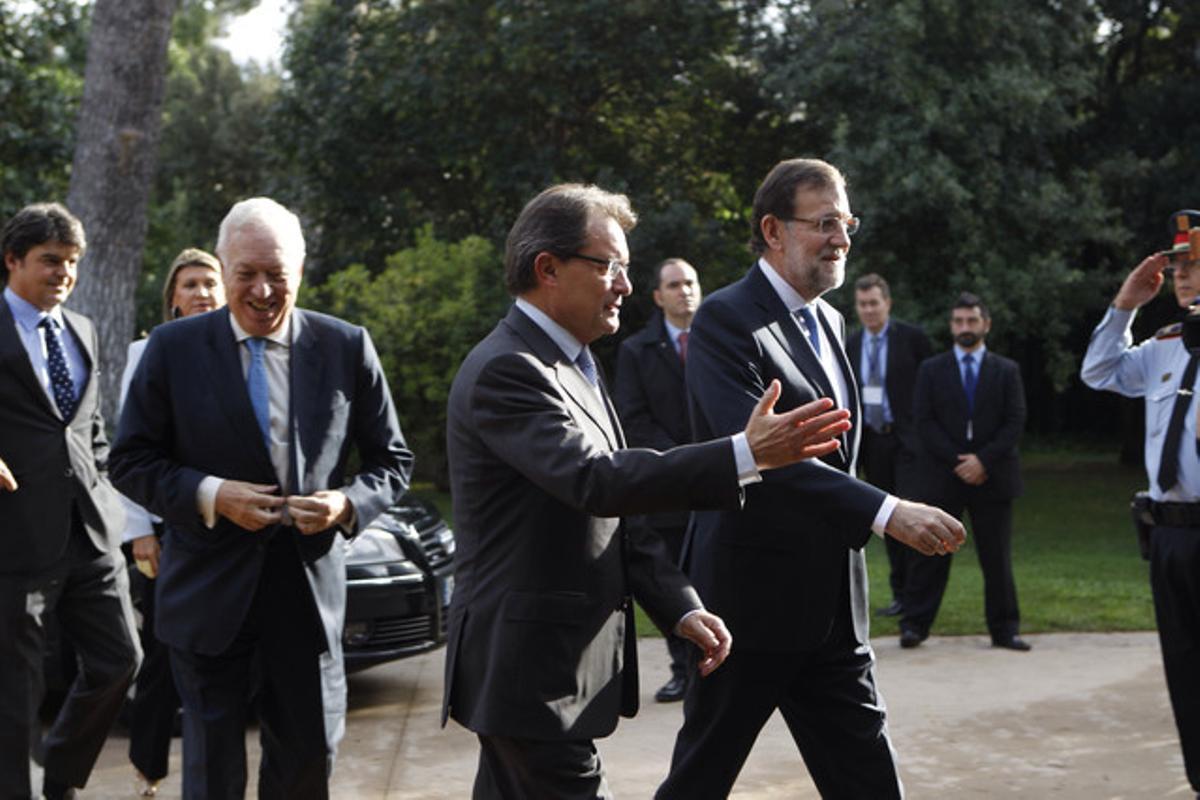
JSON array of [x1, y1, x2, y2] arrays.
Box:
[[756, 258, 810, 313], [514, 297, 584, 362], [228, 310, 292, 348], [954, 343, 986, 362]]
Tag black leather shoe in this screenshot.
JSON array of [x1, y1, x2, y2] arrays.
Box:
[[876, 600, 903, 617], [899, 628, 927, 649], [992, 636, 1032, 652], [655, 675, 686, 703], [42, 778, 77, 800]]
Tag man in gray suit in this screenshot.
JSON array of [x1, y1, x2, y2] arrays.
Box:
[[0, 203, 141, 799], [441, 183, 953, 798]]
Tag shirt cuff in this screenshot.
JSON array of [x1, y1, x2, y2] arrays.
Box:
[[871, 494, 900, 538], [731, 432, 761, 487], [197, 475, 224, 529], [675, 607, 704, 634]]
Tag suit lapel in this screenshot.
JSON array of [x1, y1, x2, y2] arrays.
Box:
[[506, 307, 619, 451], [653, 317, 684, 383], [289, 310, 324, 495], [747, 267, 836, 400], [61, 308, 95, 421], [201, 308, 277, 477], [0, 298, 58, 417], [814, 301, 857, 469]]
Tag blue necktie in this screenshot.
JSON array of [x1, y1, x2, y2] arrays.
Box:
[[796, 306, 821, 357], [576, 346, 599, 386], [246, 337, 271, 449], [865, 334, 885, 432], [39, 317, 77, 420], [962, 353, 977, 417]]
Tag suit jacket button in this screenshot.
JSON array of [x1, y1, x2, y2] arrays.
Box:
[[63, 467, 74, 478]]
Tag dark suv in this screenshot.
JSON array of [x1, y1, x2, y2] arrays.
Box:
[[341, 495, 456, 672]]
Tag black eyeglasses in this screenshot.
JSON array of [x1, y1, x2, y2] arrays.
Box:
[[563, 253, 630, 280], [783, 214, 861, 237]]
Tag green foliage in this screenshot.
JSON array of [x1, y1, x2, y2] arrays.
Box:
[[0, 0, 87, 215], [302, 225, 508, 486]]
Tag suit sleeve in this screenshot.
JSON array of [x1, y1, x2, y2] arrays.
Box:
[[686, 295, 884, 544], [469, 351, 738, 518], [977, 360, 1026, 472], [110, 330, 210, 528], [340, 327, 414, 534], [612, 339, 677, 451]]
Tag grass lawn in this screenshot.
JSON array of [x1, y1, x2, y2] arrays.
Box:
[[411, 449, 1156, 639]]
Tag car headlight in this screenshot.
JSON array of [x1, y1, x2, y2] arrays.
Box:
[[346, 528, 405, 565]]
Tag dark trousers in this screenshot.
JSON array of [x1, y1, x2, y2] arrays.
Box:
[[902, 495, 1020, 640], [656, 605, 901, 800], [1150, 524, 1200, 792], [169, 537, 330, 800], [860, 428, 912, 603], [0, 512, 140, 798], [127, 567, 179, 782], [473, 734, 612, 799]]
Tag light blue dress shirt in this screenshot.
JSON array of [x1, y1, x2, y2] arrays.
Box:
[[3, 285, 88, 417], [858, 323, 893, 425], [1082, 306, 1200, 502]]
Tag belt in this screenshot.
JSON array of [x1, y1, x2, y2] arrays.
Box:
[[1149, 500, 1200, 528]]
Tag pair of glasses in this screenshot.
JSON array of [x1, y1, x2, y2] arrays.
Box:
[[563, 253, 630, 280], [783, 214, 861, 237]]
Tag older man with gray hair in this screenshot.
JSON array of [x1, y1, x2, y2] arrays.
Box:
[[112, 197, 413, 800]]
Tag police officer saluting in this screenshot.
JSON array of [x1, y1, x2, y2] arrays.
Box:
[[1081, 209, 1200, 797]]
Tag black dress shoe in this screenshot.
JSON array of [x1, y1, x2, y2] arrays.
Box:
[[875, 600, 903, 617], [655, 675, 686, 703], [992, 636, 1032, 652], [42, 778, 77, 800], [899, 628, 927, 649]]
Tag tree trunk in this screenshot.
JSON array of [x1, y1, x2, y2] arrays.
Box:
[[66, 0, 176, 427]]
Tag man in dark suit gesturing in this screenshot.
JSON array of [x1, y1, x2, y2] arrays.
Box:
[[613, 257, 702, 702], [0, 203, 141, 799], [442, 184, 871, 799], [847, 273, 933, 618], [900, 292, 1030, 651], [112, 198, 413, 799], [657, 159, 965, 799]]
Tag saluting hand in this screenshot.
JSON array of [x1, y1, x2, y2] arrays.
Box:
[[1114, 253, 1170, 311]]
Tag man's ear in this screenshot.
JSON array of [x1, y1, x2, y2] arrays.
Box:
[[3, 251, 17, 273], [532, 251, 559, 287], [761, 216, 784, 251]]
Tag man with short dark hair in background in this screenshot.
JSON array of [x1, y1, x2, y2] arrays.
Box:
[[613, 257, 702, 703], [848, 273, 932, 618], [0, 202, 141, 800], [901, 292, 1029, 651], [112, 197, 413, 799]]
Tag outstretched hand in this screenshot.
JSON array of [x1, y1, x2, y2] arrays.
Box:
[[0, 456, 16, 492], [675, 609, 732, 677], [744, 380, 851, 470]]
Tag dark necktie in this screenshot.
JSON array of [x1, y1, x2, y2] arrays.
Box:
[[962, 353, 978, 417], [1157, 352, 1200, 492], [246, 337, 272, 450], [39, 317, 77, 420], [795, 306, 821, 357], [576, 346, 599, 386], [677, 330, 688, 363], [865, 334, 884, 432]]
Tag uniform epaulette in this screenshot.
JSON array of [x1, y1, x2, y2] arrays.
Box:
[[1156, 322, 1184, 340]]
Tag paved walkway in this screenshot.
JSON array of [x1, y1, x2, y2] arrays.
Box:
[[77, 632, 1193, 798]]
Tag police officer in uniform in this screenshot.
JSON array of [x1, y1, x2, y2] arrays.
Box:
[[1081, 209, 1200, 797]]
